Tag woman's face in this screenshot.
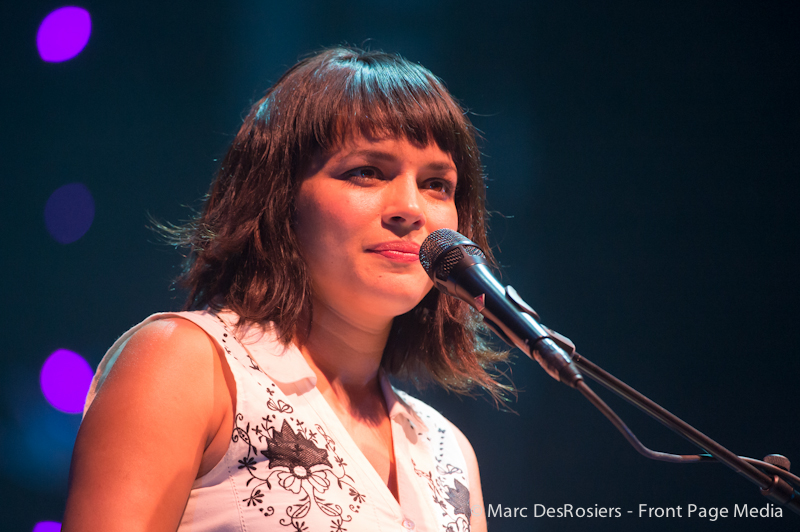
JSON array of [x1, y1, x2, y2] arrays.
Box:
[[294, 135, 459, 328]]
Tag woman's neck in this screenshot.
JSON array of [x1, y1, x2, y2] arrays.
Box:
[[295, 298, 392, 415]]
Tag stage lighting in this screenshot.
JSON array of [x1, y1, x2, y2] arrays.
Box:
[[40, 349, 93, 414], [37, 7, 92, 63], [44, 183, 95, 244], [32, 522, 62, 532]]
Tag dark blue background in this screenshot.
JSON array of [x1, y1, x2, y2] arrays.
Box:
[[2, 1, 799, 531]]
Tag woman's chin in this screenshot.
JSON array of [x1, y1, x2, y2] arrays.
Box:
[[354, 291, 430, 321]]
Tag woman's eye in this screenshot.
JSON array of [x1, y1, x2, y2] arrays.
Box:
[[426, 179, 454, 195], [345, 167, 381, 180]]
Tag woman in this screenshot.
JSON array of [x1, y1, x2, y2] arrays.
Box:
[[63, 47, 509, 532]]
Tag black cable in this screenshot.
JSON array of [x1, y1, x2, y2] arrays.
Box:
[[576, 379, 709, 463], [575, 379, 800, 489]]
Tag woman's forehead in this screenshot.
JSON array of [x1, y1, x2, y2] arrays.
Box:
[[310, 134, 455, 170]]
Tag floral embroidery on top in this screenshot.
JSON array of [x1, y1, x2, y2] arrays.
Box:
[[413, 459, 471, 532], [408, 406, 472, 532], [216, 314, 367, 531], [444, 479, 471, 520], [208, 312, 472, 531], [263, 419, 332, 495], [233, 407, 366, 530]]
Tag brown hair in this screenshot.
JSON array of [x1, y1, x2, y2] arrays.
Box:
[[167, 46, 511, 402]]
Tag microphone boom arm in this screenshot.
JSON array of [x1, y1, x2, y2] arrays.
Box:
[[419, 228, 799, 515], [566, 350, 800, 514]]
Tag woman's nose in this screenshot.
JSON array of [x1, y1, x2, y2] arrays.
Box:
[[382, 175, 426, 230]]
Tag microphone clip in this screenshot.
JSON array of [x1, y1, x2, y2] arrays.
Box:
[[505, 285, 577, 357]]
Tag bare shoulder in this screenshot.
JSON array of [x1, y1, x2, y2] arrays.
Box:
[[103, 317, 218, 376], [63, 316, 229, 532], [89, 316, 219, 407], [86, 317, 223, 425]]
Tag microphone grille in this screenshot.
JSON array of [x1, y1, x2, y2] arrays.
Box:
[[437, 247, 464, 279], [419, 228, 486, 278]]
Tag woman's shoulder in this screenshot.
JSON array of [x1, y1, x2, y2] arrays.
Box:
[[122, 310, 228, 344], [120, 315, 219, 367], [130, 313, 215, 343], [64, 311, 235, 530], [85, 311, 226, 410], [89, 313, 222, 410]]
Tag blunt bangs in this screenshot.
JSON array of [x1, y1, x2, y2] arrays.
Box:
[[310, 53, 464, 155], [252, 48, 482, 240]]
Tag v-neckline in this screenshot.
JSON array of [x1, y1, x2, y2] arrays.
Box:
[[215, 312, 410, 517], [299, 379, 406, 515]]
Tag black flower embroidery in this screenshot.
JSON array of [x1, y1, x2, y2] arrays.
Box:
[[348, 487, 366, 503], [245, 488, 265, 507], [238, 456, 257, 471], [413, 442, 472, 532], [444, 479, 471, 520], [231, 395, 362, 531], [215, 313, 363, 530], [263, 420, 333, 494]]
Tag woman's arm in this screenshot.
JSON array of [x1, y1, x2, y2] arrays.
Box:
[[62, 318, 235, 532], [449, 421, 488, 532]]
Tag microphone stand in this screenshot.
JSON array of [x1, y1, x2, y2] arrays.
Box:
[[417, 228, 799, 516], [548, 344, 800, 515]]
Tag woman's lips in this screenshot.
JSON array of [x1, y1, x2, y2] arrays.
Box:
[[368, 241, 421, 263]]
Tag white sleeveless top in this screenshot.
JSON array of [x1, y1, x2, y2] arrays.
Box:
[[85, 310, 473, 532]]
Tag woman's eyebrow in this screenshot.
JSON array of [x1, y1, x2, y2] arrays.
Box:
[[425, 161, 457, 172], [340, 149, 399, 163], [340, 149, 456, 172]]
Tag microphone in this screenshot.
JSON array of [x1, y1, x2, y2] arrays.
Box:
[[419, 229, 583, 387]]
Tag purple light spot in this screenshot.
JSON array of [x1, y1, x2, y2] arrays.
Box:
[[40, 349, 94, 414], [33, 522, 62, 532], [37, 7, 92, 63], [44, 183, 95, 244]]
